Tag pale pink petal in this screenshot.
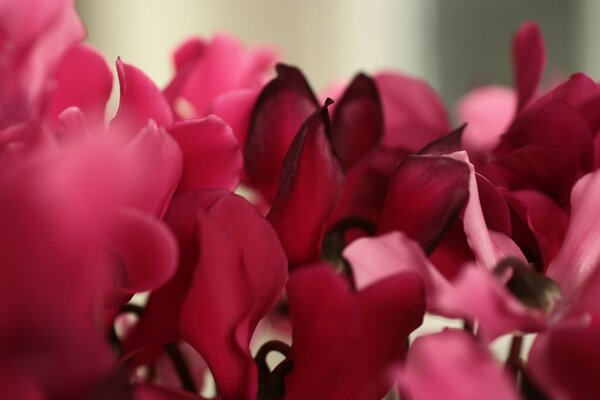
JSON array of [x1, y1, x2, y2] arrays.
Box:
[[397, 330, 520, 400]]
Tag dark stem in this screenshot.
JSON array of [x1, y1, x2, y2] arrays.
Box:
[[164, 342, 198, 393], [255, 340, 291, 382], [462, 320, 475, 335], [506, 334, 523, 376], [109, 303, 146, 355]]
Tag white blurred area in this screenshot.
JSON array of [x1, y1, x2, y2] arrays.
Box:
[[76, 0, 438, 92]]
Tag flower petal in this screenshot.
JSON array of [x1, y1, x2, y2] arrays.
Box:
[[111, 59, 173, 138], [397, 330, 520, 400], [512, 22, 545, 110], [528, 316, 600, 400], [374, 72, 449, 151], [285, 266, 425, 400], [45, 43, 113, 128], [267, 100, 344, 266], [331, 73, 383, 168], [168, 116, 242, 191], [244, 64, 319, 201], [378, 154, 470, 254], [180, 193, 287, 400]]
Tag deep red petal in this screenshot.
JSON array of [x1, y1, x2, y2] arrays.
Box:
[[378, 154, 470, 254], [331, 73, 383, 168], [285, 266, 425, 400], [267, 100, 344, 267], [244, 64, 319, 201]]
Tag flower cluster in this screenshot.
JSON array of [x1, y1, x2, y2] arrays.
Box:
[[1, 1, 599, 399]]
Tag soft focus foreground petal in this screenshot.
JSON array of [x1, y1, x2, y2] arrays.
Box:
[[547, 171, 600, 310], [0, 0, 84, 126], [457, 86, 516, 156], [436, 266, 546, 343], [165, 34, 276, 118], [45, 43, 113, 127], [0, 371, 46, 400], [285, 266, 425, 400], [168, 116, 242, 191], [268, 100, 344, 267], [244, 64, 319, 201], [378, 154, 470, 254], [397, 330, 520, 400], [374, 72, 449, 151], [205, 88, 258, 147], [111, 208, 178, 297], [111, 59, 173, 138], [331, 73, 383, 168], [180, 193, 287, 400], [528, 315, 600, 400], [124, 122, 183, 218], [513, 21, 545, 110]]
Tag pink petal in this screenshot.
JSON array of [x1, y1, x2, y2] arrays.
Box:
[[165, 34, 277, 117], [344, 231, 450, 307], [111, 59, 173, 138], [124, 121, 183, 218], [111, 208, 178, 297], [547, 171, 600, 309], [267, 100, 344, 267], [397, 330, 520, 400], [378, 154, 470, 254], [168, 116, 242, 191], [45, 43, 113, 128], [512, 22, 545, 110], [457, 85, 516, 155], [123, 190, 228, 353], [374, 71, 449, 151], [436, 265, 546, 343], [528, 316, 600, 400], [180, 193, 287, 400], [206, 88, 259, 148], [331, 73, 383, 168], [244, 64, 319, 201], [285, 266, 425, 400]]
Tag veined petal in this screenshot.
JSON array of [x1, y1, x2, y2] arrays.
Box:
[[378, 154, 470, 254]]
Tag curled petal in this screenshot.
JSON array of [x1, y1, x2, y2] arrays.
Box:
[[112, 208, 178, 296], [111, 59, 173, 138], [180, 194, 287, 400], [378, 154, 470, 254], [168, 116, 242, 191], [244, 64, 319, 201], [267, 100, 344, 266], [397, 330, 520, 400]]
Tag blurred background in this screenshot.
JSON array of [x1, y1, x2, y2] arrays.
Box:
[[76, 0, 599, 116]]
